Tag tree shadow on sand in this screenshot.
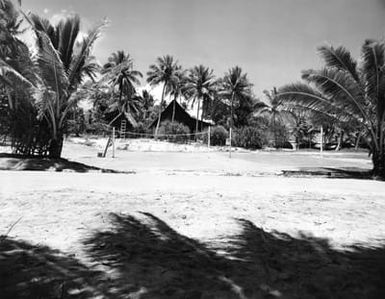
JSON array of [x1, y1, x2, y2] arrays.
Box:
[[84, 212, 385, 299], [1, 212, 384, 298], [0, 238, 109, 298], [0, 153, 125, 173]]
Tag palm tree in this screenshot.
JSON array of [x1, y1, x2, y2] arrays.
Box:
[[169, 68, 187, 122], [184, 65, 216, 134], [277, 42, 385, 177], [146, 55, 180, 136], [254, 87, 293, 147], [0, 9, 104, 157], [27, 14, 105, 157], [220, 66, 252, 146], [101, 50, 143, 118]]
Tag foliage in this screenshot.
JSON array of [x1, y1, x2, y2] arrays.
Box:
[[232, 126, 267, 149], [100, 50, 143, 119], [183, 65, 217, 133], [277, 42, 385, 176], [147, 55, 181, 136], [158, 120, 190, 143], [0, 1, 105, 157], [204, 125, 228, 146]]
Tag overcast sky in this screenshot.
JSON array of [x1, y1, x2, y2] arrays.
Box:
[[22, 0, 385, 97]]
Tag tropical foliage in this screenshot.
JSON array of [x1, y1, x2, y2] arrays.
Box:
[[147, 55, 181, 136], [0, 0, 105, 157], [183, 65, 216, 133], [100, 50, 143, 118], [277, 42, 385, 176]]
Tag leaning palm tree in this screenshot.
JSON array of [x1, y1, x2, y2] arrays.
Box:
[[220, 66, 252, 135], [184, 65, 216, 134], [277, 42, 385, 177], [101, 50, 143, 117], [146, 55, 180, 136]]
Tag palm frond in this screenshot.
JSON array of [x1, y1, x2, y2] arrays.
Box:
[[68, 18, 106, 89], [33, 29, 69, 97], [301, 68, 368, 121], [277, 82, 362, 123], [317, 45, 360, 82], [361, 40, 385, 112]]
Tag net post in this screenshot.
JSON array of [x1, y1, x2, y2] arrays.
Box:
[[320, 125, 323, 157], [208, 126, 211, 148], [229, 127, 232, 158], [112, 127, 115, 158]]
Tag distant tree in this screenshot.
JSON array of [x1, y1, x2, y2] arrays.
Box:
[[169, 68, 187, 122], [254, 88, 293, 147], [101, 50, 143, 118], [220, 66, 252, 138], [184, 65, 216, 133], [147, 55, 180, 136]]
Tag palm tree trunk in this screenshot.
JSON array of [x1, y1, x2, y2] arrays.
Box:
[[335, 129, 344, 151], [48, 134, 64, 158], [195, 97, 200, 140], [172, 94, 177, 123], [155, 82, 166, 138]]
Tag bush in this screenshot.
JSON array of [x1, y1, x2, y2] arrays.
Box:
[[232, 126, 267, 149], [203, 125, 228, 146], [158, 121, 191, 143]]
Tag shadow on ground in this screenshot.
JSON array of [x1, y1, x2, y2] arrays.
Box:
[[1, 212, 384, 298], [0, 153, 129, 173], [282, 167, 373, 180]]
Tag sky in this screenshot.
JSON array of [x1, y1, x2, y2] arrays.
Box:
[[21, 0, 385, 99]]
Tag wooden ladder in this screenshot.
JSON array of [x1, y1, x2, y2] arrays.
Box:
[[120, 120, 126, 139]]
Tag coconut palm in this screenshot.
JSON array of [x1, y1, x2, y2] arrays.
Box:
[[169, 68, 187, 122], [277, 42, 385, 177], [101, 50, 143, 117], [220, 66, 252, 136], [146, 55, 180, 136], [0, 9, 105, 157], [254, 87, 294, 147], [184, 65, 216, 134]]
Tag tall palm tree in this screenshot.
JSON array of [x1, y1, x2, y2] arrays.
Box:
[[221, 66, 252, 135], [146, 55, 180, 136], [184, 65, 216, 134], [277, 42, 385, 177], [169, 68, 187, 122], [101, 50, 143, 117]]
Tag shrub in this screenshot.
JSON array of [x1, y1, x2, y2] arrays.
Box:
[[158, 121, 190, 143], [232, 126, 267, 149], [203, 125, 228, 146]]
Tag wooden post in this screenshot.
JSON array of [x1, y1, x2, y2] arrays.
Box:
[[112, 127, 115, 158], [229, 127, 232, 158], [320, 126, 323, 156], [208, 126, 211, 148]]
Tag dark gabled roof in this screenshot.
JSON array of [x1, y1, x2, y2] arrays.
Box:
[[149, 99, 212, 132], [106, 110, 138, 128]]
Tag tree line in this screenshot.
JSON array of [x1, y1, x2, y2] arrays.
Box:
[[1, 0, 385, 177]]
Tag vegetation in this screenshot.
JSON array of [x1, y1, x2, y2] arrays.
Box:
[[277, 42, 385, 176], [158, 120, 190, 143], [232, 126, 266, 150], [205, 125, 228, 146], [100, 50, 143, 118], [220, 66, 253, 145], [0, 0, 104, 157], [1, 0, 383, 178], [147, 55, 181, 136]]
